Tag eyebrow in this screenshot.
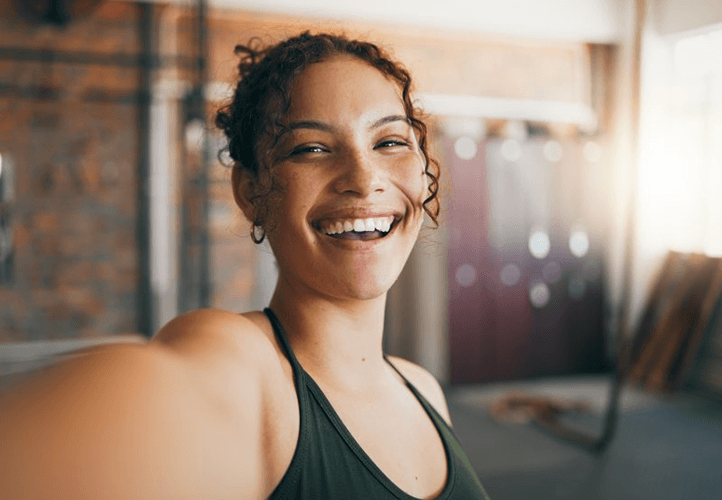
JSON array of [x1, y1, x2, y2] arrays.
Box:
[[280, 114, 410, 136], [284, 120, 335, 133], [369, 114, 410, 129]]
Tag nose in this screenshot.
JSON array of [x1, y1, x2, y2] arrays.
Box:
[[332, 149, 386, 197]]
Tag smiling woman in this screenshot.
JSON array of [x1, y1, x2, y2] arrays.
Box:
[[0, 32, 490, 500]]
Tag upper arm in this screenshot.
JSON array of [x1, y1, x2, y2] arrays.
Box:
[[152, 309, 284, 426], [155, 308, 295, 495], [387, 356, 453, 427], [0, 318, 269, 500]]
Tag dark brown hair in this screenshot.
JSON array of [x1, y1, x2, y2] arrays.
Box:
[[215, 31, 440, 242]]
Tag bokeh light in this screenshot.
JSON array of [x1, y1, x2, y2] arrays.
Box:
[[543, 140, 563, 163], [500, 139, 522, 162], [529, 281, 551, 308], [500, 263, 521, 287], [455, 263, 477, 288], [529, 229, 550, 259], [454, 136, 478, 160], [569, 228, 590, 258]]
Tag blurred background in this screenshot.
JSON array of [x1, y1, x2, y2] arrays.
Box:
[[1, 0, 721, 498]]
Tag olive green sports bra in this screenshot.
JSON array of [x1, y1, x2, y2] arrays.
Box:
[[264, 308, 491, 500]]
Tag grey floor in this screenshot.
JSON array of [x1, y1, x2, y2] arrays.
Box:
[[445, 376, 722, 500]]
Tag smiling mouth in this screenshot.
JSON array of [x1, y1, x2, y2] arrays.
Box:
[[313, 216, 399, 241]]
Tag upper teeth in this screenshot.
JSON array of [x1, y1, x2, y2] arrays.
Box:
[[321, 216, 394, 235]]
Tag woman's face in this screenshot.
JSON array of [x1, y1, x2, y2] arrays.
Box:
[[262, 55, 427, 302]]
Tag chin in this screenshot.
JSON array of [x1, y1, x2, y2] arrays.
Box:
[[312, 265, 402, 302], [341, 280, 395, 301]]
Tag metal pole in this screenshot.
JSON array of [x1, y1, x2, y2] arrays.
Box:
[[197, 0, 211, 308], [136, 2, 153, 337], [534, 0, 647, 453]]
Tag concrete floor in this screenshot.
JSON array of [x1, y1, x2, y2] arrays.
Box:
[[445, 376, 722, 500]]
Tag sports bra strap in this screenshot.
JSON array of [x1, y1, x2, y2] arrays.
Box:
[[383, 354, 414, 388], [263, 308, 303, 372]]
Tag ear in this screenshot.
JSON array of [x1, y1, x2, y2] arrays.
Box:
[[231, 167, 257, 223]]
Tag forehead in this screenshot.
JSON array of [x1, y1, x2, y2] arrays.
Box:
[[284, 55, 406, 123]]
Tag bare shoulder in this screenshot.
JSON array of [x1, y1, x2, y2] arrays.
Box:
[[152, 309, 296, 496], [153, 307, 289, 398], [387, 355, 453, 426], [153, 308, 276, 363]]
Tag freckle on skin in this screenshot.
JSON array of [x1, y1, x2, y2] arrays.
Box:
[[361, 357, 366, 362]]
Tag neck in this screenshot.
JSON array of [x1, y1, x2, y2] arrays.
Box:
[[268, 279, 389, 391]]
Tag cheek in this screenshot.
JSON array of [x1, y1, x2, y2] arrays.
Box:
[[264, 171, 314, 225], [421, 165, 429, 198], [396, 156, 428, 206]]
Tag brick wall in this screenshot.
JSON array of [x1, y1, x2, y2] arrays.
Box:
[[0, 1, 609, 342], [0, 1, 142, 341]]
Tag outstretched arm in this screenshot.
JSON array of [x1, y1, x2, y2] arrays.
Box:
[[0, 311, 268, 500]]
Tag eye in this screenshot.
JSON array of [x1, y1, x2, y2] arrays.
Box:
[[289, 144, 329, 156], [375, 138, 411, 150]]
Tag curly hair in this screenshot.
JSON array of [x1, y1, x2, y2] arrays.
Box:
[[215, 31, 440, 243]]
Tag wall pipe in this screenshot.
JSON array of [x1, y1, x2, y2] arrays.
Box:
[[136, 2, 154, 337]]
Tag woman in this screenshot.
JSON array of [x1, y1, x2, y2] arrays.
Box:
[[0, 32, 490, 499]]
